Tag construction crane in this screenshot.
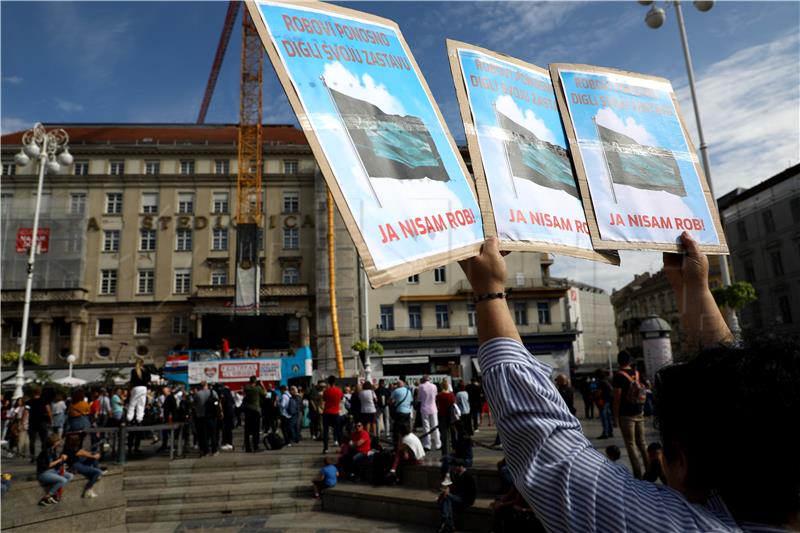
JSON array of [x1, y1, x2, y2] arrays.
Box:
[[197, 2, 345, 375]]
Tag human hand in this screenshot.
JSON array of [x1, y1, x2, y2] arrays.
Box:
[[663, 231, 709, 297], [458, 237, 507, 295]]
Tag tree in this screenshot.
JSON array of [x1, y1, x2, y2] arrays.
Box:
[[100, 368, 126, 386], [2, 351, 41, 367], [33, 369, 53, 383], [351, 340, 384, 367], [712, 281, 757, 314]]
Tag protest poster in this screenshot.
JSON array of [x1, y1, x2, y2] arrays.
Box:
[[447, 41, 618, 264], [550, 64, 728, 253], [245, 1, 484, 287]]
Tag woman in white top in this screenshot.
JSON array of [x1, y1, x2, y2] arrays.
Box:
[[50, 395, 67, 436], [358, 381, 378, 435], [455, 382, 473, 435]]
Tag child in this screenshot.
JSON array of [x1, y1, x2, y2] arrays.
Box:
[[605, 445, 621, 462], [37, 434, 72, 506], [312, 456, 339, 499]]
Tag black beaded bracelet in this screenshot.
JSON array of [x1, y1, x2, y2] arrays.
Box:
[[473, 291, 507, 303]]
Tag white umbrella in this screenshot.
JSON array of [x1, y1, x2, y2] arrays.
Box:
[[55, 376, 87, 386]]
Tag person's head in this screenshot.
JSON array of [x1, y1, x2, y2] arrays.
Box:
[[617, 350, 632, 368], [450, 458, 466, 475], [71, 388, 84, 404], [354, 421, 364, 432], [289, 385, 298, 395], [162, 386, 171, 396], [200, 380, 208, 390], [605, 445, 621, 462], [378, 379, 385, 387], [29, 385, 41, 398], [555, 374, 568, 387], [327, 375, 336, 386], [363, 381, 372, 390], [250, 376, 257, 384], [458, 381, 466, 392], [421, 374, 430, 383], [647, 441, 663, 461], [594, 368, 608, 380], [344, 385, 351, 394], [399, 375, 407, 384], [323, 456, 336, 466], [47, 433, 62, 450], [654, 336, 800, 527], [441, 380, 450, 392], [471, 377, 478, 384], [136, 358, 144, 370], [280, 385, 287, 393], [65, 433, 82, 451]]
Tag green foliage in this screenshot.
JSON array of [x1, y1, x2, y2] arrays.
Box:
[[712, 281, 757, 311], [100, 368, 126, 386], [2, 351, 41, 366], [351, 340, 384, 355], [33, 369, 53, 383]]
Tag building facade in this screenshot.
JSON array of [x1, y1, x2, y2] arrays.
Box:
[[718, 164, 800, 333], [563, 281, 617, 369]]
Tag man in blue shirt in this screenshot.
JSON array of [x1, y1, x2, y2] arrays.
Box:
[[389, 377, 413, 447]]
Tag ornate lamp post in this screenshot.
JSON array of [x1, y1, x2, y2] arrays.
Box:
[[639, 1, 739, 333], [12, 123, 72, 399]]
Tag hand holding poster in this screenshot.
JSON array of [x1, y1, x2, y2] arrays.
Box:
[[550, 64, 728, 253], [447, 40, 617, 264], [246, 1, 484, 287]]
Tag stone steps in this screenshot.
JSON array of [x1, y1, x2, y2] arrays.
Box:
[[125, 496, 320, 523], [124, 465, 317, 489], [126, 479, 313, 506], [403, 463, 504, 497], [322, 483, 493, 532]]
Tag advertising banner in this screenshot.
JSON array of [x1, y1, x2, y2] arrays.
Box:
[[448, 41, 617, 264], [550, 64, 728, 253], [16, 228, 50, 254], [246, 1, 484, 287], [187, 360, 282, 384]]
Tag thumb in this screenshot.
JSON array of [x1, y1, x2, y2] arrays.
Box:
[[482, 236, 500, 257]]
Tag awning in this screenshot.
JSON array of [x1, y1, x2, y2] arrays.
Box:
[[383, 356, 429, 365]]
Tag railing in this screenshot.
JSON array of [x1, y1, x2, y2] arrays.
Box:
[[371, 321, 576, 339], [62, 423, 183, 464], [0, 288, 90, 302], [195, 283, 309, 298]]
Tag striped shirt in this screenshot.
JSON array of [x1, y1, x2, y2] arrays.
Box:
[[478, 337, 783, 533]]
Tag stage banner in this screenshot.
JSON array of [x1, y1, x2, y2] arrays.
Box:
[[245, 1, 484, 287], [187, 360, 282, 384], [550, 64, 728, 253], [447, 41, 617, 264]]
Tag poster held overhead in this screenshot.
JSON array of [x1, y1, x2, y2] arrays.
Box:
[[446, 40, 618, 264], [550, 63, 728, 254], [246, 1, 484, 287]]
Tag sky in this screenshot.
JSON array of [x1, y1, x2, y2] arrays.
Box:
[[2, 1, 798, 292]]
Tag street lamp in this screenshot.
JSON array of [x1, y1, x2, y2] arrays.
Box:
[[66, 354, 77, 380], [12, 123, 71, 399], [640, 1, 740, 334]]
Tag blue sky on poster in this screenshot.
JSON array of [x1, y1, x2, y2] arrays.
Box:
[[2, 1, 798, 291]]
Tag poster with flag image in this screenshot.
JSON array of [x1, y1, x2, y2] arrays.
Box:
[[246, 0, 484, 287], [551, 63, 728, 254], [447, 40, 617, 264]]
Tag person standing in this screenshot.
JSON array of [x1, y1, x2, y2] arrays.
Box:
[[26, 386, 52, 461], [555, 375, 576, 416], [233, 388, 244, 428], [613, 351, 649, 478], [289, 385, 302, 444], [66, 389, 91, 434], [157, 387, 178, 452], [243, 376, 264, 452], [109, 388, 124, 426], [455, 382, 472, 436], [595, 369, 614, 439], [279, 385, 294, 447], [193, 381, 219, 457], [389, 377, 414, 448], [417, 376, 441, 451], [436, 380, 457, 456], [375, 379, 391, 438], [308, 381, 324, 440], [321, 375, 343, 454], [465, 378, 482, 432], [219, 384, 236, 451], [127, 359, 150, 424], [358, 381, 378, 435], [50, 394, 66, 437]]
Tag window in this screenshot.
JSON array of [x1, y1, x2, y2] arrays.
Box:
[[144, 160, 160, 175], [282, 266, 299, 285], [736, 220, 747, 242], [214, 159, 230, 175], [212, 228, 228, 251], [69, 193, 86, 215], [283, 160, 298, 174], [770, 249, 784, 276], [179, 160, 195, 175], [467, 303, 476, 327], [407, 274, 419, 284], [141, 192, 158, 214], [380, 305, 395, 331], [172, 316, 189, 335], [408, 305, 422, 330], [97, 318, 113, 336], [174, 269, 191, 294], [1, 193, 13, 214], [105, 192, 123, 214], [778, 295, 793, 324], [176, 229, 193, 251], [109, 160, 125, 175], [791, 197, 800, 224], [134, 317, 151, 335], [137, 270, 154, 294], [283, 190, 300, 213], [762, 209, 775, 234], [434, 266, 446, 283], [73, 160, 89, 176], [211, 270, 228, 285], [283, 227, 299, 249], [435, 304, 450, 329], [537, 302, 551, 324], [33, 192, 51, 214], [2, 161, 16, 176], [514, 302, 528, 326], [212, 192, 229, 214], [139, 229, 157, 251], [742, 258, 756, 282], [177, 192, 194, 214], [100, 270, 117, 295], [103, 230, 120, 252]]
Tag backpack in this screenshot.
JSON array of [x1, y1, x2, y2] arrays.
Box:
[[205, 390, 221, 419], [264, 431, 284, 450], [618, 370, 647, 405]]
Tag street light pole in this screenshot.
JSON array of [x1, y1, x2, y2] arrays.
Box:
[[642, 1, 740, 334], [12, 123, 72, 399]]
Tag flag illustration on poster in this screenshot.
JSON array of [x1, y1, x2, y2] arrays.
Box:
[[325, 83, 450, 182], [496, 107, 579, 199], [595, 120, 685, 199]]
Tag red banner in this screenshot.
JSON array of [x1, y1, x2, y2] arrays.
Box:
[[16, 228, 50, 254]]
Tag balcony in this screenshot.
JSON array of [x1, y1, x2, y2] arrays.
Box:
[[195, 284, 309, 298], [1, 288, 89, 303], [454, 277, 569, 293], [371, 321, 576, 340]]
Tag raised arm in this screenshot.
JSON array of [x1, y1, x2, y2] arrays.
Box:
[[663, 232, 734, 351]]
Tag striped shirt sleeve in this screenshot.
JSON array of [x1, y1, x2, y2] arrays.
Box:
[[478, 337, 740, 533]]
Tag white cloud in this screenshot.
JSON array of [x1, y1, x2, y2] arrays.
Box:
[[2, 75, 23, 85], [495, 94, 557, 145], [595, 108, 658, 147], [55, 99, 84, 113], [1, 117, 31, 134], [322, 61, 405, 116], [674, 31, 800, 195], [551, 250, 664, 294]]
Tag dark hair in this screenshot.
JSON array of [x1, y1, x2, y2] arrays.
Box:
[[647, 442, 663, 453], [605, 445, 621, 461], [617, 350, 631, 366], [249, 376, 257, 384], [654, 336, 800, 525], [327, 375, 336, 386]]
